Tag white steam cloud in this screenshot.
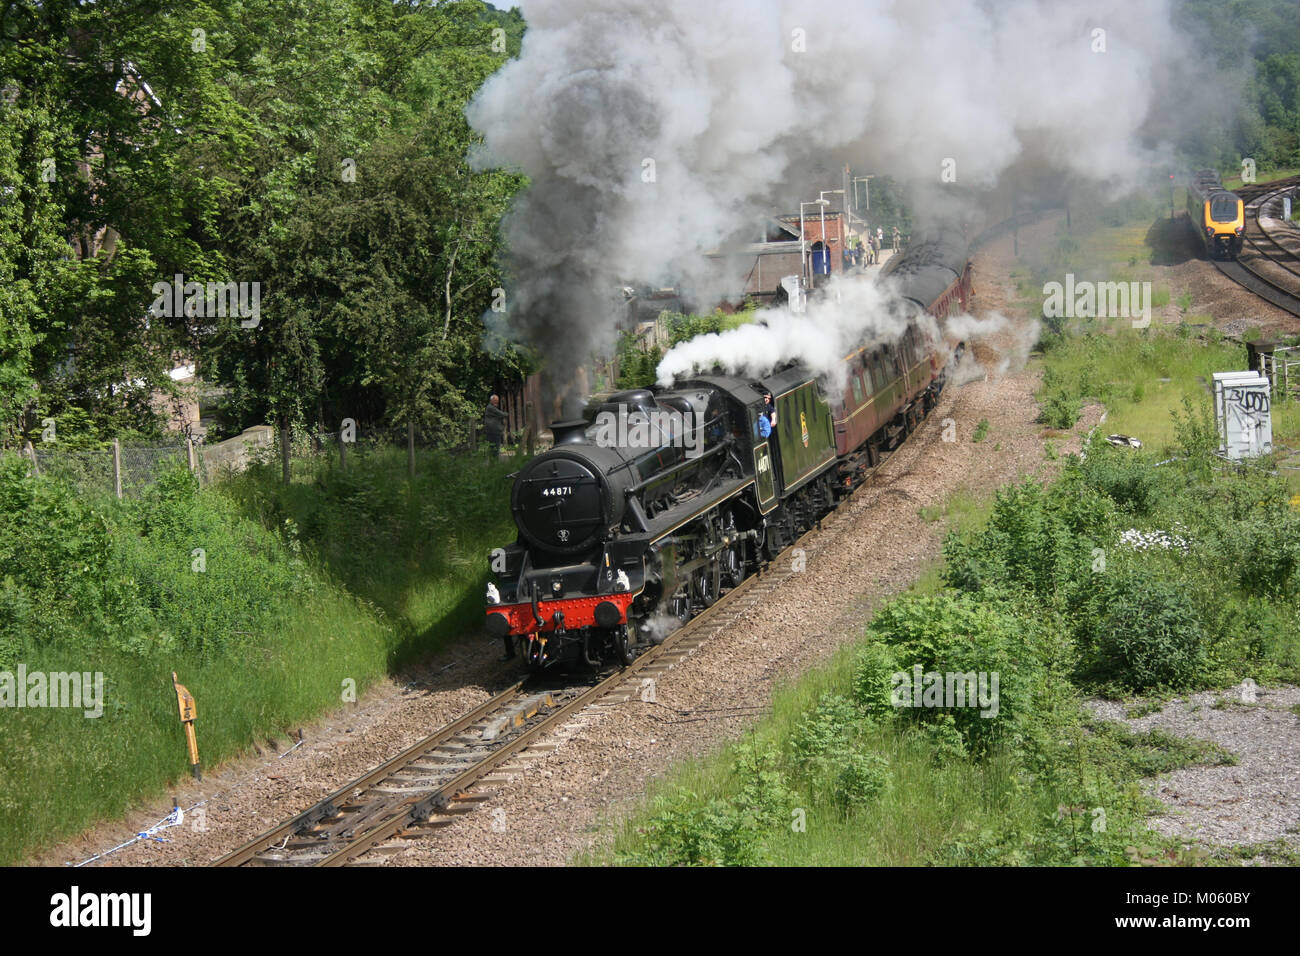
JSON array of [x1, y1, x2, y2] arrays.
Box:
[[655, 273, 934, 389], [468, 0, 1186, 392], [654, 278, 1040, 390]]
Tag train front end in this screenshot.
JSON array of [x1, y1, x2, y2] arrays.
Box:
[[483, 388, 711, 670], [484, 432, 649, 670]]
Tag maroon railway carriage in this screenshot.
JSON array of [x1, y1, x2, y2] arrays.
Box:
[[831, 234, 973, 480]]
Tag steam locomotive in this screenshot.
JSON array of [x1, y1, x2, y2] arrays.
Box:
[[484, 233, 973, 670]]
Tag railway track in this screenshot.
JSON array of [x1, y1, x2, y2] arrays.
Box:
[[214, 423, 924, 867], [1214, 175, 1300, 317]]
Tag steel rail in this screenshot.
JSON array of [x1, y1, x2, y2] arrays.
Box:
[[1213, 180, 1300, 318], [213, 679, 526, 866]]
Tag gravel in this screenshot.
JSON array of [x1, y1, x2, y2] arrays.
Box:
[[1087, 686, 1300, 855]]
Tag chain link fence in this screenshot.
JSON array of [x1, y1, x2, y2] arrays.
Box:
[[20, 426, 280, 497], [16, 418, 526, 495], [24, 441, 192, 498]]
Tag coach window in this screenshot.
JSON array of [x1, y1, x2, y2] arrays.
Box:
[[851, 373, 864, 404]]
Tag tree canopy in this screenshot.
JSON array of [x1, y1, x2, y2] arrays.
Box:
[[0, 0, 529, 446]]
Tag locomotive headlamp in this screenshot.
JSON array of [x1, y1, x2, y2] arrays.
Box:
[[551, 579, 564, 594]]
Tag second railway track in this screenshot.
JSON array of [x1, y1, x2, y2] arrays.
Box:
[[1216, 175, 1300, 317]]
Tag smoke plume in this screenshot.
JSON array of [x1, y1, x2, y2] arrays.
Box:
[[468, 0, 1188, 390]]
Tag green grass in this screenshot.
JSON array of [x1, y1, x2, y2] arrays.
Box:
[[916, 486, 994, 533], [223, 445, 517, 657], [586, 631, 1188, 867], [1034, 327, 1300, 453], [1215, 839, 1300, 866], [589, 643, 1040, 866], [1221, 167, 1300, 192], [2, 591, 393, 865], [1035, 324, 1300, 499], [0, 445, 515, 865]]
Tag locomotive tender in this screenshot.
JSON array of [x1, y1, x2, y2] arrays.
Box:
[[485, 234, 973, 670]]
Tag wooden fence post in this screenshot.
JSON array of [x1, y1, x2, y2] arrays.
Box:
[[525, 401, 534, 457], [24, 440, 38, 477], [407, 419, 415, 479], [112, 439, 122, 499], [339, 432, 348, 471], [280, 423, 291, 486], [186, 439, 197, 476]]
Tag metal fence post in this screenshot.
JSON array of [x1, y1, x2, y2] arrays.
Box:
[[112, 439, 122, 499]]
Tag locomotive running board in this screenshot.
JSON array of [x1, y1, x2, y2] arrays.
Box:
[[645, 476, 754, 544]]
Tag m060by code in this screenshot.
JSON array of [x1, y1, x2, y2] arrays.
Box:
[[1197, 893, 1250, 905]]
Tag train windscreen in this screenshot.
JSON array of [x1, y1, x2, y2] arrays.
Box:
[[1210, 193, 1239, 222]]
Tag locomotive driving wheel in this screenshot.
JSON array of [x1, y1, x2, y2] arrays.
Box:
[[692, 558, 720, 609], [614, 624, 636, 666], [718, 511, 745, 587], [670, 589, 692, 628], [721, 537, 744, 587]]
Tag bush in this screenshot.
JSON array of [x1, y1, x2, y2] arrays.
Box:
[[918, 713, 969, 763], [834, 751, 891, 809], [942, 475, 1112, 600], [1078, 445, 1160, 516], [618, 741, 790, 866], [0, 456, 119, 649], [862, 594, 1035, 757], [851, 643, 902, 721], [1040, 391, 1079, 429], [789, 694, 858, 760], [1075, 573, 1209, 691], [1209, 513, 1300, 600]]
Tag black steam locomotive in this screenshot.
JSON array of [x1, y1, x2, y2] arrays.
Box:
[[485, 234, 973, 670]]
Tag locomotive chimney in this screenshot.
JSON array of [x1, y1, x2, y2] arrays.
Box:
[[549, 420, 590, 445]]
